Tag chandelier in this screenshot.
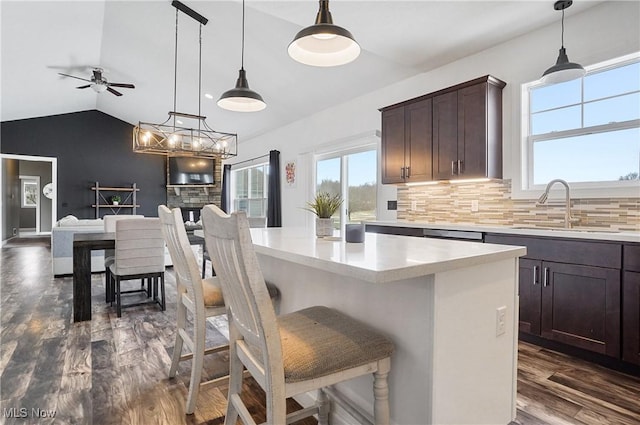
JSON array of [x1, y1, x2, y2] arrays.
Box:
[[133, 1, 237, 159]]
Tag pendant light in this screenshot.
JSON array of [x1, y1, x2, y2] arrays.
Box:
[[541, 0, 585, 84], [288, 0, 360, 67], [218, 0, 266, 112]]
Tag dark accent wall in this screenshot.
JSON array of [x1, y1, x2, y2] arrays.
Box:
[[1, 110, 166, 219]]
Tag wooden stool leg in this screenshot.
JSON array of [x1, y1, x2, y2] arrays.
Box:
[[373, 357, 391, 425], [317, 388, 330, 425]]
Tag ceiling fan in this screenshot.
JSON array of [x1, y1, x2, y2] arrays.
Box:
[[58, 68, 135, 96]]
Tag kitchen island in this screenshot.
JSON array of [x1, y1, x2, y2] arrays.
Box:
[[249, 227, 526, 425]]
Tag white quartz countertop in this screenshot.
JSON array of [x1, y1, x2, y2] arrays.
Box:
[[365, 221, 640, 243], [249, 227, 526, 283]]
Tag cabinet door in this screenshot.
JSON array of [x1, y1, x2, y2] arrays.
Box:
[[519, 259, 542, 335], [432, 91, 458, 180], [457, 83, 487, 178], [623, 271, 640, 365], [405, 99, 433, 182], [541, 261, 621, 357], [381, 106, 406, 184]]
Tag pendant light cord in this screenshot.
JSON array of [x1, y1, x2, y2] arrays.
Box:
[[173, 8, 179, 128], [198, 23, 202, 132], [560, 8, 565, 48], [241, 0, 245, 70]]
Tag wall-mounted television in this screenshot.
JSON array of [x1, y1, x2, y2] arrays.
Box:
[[168, 157, 215, 185]]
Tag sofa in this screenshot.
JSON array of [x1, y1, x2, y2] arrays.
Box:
[[51, 215, 177, 277], [51, 216, 106, 276]]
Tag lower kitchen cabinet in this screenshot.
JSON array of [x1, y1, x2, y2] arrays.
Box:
[[623, 271, 640, 365], [486, 234, 622, 358], [623, 245, 640, 365]]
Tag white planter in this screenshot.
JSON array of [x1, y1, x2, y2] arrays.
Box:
[[113, 201, 119, 205], [315, 218, 334, 238]]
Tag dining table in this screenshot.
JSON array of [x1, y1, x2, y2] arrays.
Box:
[[72, 230, 204, 322]]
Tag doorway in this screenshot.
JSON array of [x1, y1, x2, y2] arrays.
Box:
[[1, 154, 57, 242]]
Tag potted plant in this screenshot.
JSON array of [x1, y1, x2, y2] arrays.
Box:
[[303, 192, 343, 237], [111, 195, 121, 206]]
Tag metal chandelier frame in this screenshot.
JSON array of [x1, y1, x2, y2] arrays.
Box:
[[133, 1, 237, 159]]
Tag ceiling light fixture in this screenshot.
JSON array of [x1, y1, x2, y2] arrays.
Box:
[[217, 0, 266, 112], [288, 0, 360, 67], [133, 1, 237, 159], [541, 0, 585, 84]]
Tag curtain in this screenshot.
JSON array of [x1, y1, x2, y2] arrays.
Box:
[[220, 164, 232, 213], [267, 150, 282, 227]]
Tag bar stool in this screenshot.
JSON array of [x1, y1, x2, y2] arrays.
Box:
[[201, 205, 394, 425]]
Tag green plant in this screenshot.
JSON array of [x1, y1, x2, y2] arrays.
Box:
[[303, 192, 343, 218], [111, 195, 121, 203]]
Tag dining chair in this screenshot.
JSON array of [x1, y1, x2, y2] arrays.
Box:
[[158, 205, 231, 415], [109, 218, 166, 318], [201, 205, 394, 425], [103, 214, 144, 303]]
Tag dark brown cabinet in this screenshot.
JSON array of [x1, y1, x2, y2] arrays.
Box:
[[485, 233, 622, 358], [623, 245, 640, 365], [381, 98, 432, 183], [381, 75, 505, 184]]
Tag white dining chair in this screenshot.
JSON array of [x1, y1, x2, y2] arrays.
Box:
[[109, 218, 166, 318], [103, 214, 144, 303], [201, 205, 394, 425]]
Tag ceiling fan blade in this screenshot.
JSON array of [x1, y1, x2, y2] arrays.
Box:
[[108, 83, 135, 89], [107, 87, 123, 97], [76, 85, 91, 89], [58, 73, 91, 82]]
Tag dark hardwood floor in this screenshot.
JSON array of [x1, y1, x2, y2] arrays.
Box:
[[1, 239, 639, 424]]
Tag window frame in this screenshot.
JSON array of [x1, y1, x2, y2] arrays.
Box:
[[519, 52, 640, 198], [230, 161, 269, 218]]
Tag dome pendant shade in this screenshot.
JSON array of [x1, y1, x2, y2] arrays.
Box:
[[540, 0, 585, 84], [288, 0, 360, 67], [541, 47, 586, 84], [218, 68, 266, 112]]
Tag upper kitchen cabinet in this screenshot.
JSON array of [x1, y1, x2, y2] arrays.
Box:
[[380, 98, 433, 184], [381, 75, 505, 184]]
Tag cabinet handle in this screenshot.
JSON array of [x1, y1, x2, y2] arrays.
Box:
[[406, 166, 411, 178], [451, 161, 457, 175], [457, 160, 463, 175], [543, 267, 549, 287], [533, 265, 539, 285], [401, 167, 405, 179]]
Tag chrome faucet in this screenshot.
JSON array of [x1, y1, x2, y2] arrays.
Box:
[[538, 179, 579, 229]]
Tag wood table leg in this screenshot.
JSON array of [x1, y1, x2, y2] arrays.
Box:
[[73, 244, 92, 322]]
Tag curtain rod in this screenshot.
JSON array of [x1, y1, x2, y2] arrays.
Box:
[[228, 153, 269, 167]]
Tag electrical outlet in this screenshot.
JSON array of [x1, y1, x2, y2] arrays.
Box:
[[496, 306, 507, 336], [471, 200, 479, 212], [411, 201, 418, 211]]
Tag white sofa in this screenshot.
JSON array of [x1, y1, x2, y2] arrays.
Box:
[[51, 216, 106, 276], [51, 215, 175, 277]]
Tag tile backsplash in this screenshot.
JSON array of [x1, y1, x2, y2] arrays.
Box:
[[397, 180, 639, 232]]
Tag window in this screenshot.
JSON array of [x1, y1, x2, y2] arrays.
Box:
[[231, 163, 268, 218], [22, 180, 38, 208], [523, 54, 640, 189], [315, 148, 377, 230]]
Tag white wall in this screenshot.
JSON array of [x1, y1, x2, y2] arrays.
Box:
[[233, 1, 640, 228]]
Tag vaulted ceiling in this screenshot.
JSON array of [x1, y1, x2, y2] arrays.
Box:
[[1, 1, 601, 143]]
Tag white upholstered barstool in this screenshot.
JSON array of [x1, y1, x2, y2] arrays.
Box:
[[201, 205, 394, 425], [158, 205, 231, 415], [103, 214, 144, 303]]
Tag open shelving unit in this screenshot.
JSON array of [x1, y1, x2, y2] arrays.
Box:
[[91, 182, 140, 218]]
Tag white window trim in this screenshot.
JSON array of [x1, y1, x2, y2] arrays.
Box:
[[514, 52, 640, 200]]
